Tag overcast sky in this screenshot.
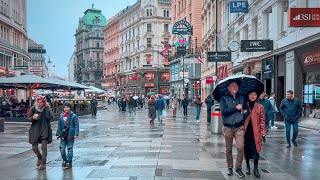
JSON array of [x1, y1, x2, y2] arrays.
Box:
[[27, 0, 137, 78]]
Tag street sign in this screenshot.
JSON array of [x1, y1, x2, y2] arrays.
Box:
[[172, 20, 193, 35], [14, 66, 29, 70], [207, 52, 231, 62], [230, 0, 249, 13], [241, 40, 273, 52], [177, 46, 186, 56], [179, 72, 189, 77]]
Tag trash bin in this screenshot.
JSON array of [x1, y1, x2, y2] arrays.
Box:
[[211, 104, 223, 135], [0, 118, 4, 132]]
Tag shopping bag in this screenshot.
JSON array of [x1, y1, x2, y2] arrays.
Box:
[[162, 110, 166, 118]]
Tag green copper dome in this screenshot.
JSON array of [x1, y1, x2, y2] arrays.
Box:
[[82, 5, 106, 27]]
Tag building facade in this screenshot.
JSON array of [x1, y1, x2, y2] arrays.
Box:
[[68, 52, 76, 82], [28, 39, 49, 77], [203, 0, 320, 118], [113, 0, 172, 95], [169, 0, 203, 99], [74, 5, 106, 88], [0, 0, 29, 78]]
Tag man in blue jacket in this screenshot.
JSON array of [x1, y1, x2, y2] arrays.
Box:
[[220, 81, 247, 178], [257, 92, 273, 132], [56, 102, 79, 169], [279, 90, 302, 148], [156, 95, 165, 124]]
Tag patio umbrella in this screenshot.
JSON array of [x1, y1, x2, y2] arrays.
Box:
[[133, 96, 139, 100], [212, 74, 264, 102]]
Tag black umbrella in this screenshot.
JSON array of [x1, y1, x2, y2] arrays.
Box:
[[212, 74, 264, 102]]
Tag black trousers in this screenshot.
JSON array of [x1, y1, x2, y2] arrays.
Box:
[[207, 109, 211, 123], [183, 106, 187, 116]]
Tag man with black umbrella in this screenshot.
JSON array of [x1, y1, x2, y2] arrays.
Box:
[[220, 81, 247, 178]]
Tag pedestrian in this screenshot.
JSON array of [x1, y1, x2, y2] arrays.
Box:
[[133, 98, 138, 114], [269, 93, 279, 129], [243, 91, 267, 178], [172, 94, 178, 117], [28, 95, 53, 170], [56, 102, 79, 169], [257, 92, 273, 132], [182, 96, 189, 117], [117, 98, 122, 112], [194, 96, 202, 122], [205, 94, 214, 123], [279, 90, 302, 148], [148, 95, 157, 124], [220, 81, 247, 178], [128, 96, 134, 115], [156, 95, 165, 124], [91, 98, 98, 116]]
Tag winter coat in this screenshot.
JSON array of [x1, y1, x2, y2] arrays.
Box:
[[243, 102, 266, 153], [28, 104, 53, 144], [148, 100, 157, 119], [220, 94, 247, 128], [279, 98, 302, 122], [194, 99, 202, 108], [205, 95, 214, 108], [56, 111, 79, 140], [156, 98, 165, 111], [182, 99, 189, 107], [257, 99, 273, 121]]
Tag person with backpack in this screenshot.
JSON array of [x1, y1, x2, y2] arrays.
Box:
[[56, 102, 79, 169]]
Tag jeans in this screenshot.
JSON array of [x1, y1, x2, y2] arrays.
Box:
[[265, 115, 270, 129], [207, 108, 212, 123], [183, 106, 187, 116], [129, 105, 133, 114], [285, 120, 299, 144], [270, 113, 276, 127], [196, 107, 201, 120], [59, 139, 75, 162], [157, 109, 163, 122], [32, 139, 48, 160]]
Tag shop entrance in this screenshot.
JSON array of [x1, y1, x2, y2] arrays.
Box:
[[265, 79, 272, 95]]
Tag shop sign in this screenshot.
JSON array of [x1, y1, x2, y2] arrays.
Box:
[[217, 64, 228, 80], [315, 86, 320, 100], [30, 66, 43, 72], [207, 52, 231, 62], [206, 77, 213, 84], [177, 46, 186, 56], [172, 20, 193, 35], [230, 0, 249, 13], [288, 8, 320, 27], [241, 40, 273, 52], [130, 75, 139, 80], [179, 72, 189, 77], [14, 66, 29, 70], [303, 50, 320, 66], [262, 58, 274, 80], [194, 83, 199, 88], [101, 83, 110, 87], [145, 83, 154, 87]]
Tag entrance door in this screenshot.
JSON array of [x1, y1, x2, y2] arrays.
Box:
[[265, 79, 272, 95], [276, 76, 285, 121]]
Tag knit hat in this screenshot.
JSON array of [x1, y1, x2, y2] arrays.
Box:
[[63, 102, 72, 109]]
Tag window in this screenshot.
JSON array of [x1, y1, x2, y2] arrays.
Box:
[[167, 10, 169, 17], [147, 24, 152, 32], [146, 56, 152, 65], [150, 9, 152, 16], [137, 40, 139, 49], [97, 42, 100, 47], [164, 10, 166, 17], [147, 38, 152, 48], [147, 9, 149, 16], [133, 29, 135, 37], [129, 31, 131, 39], [164, 24, 169, 32], [137, 26, 140, 35], [97, 53, 100, 59], [126, 32, 127, 40], [164, 38, 169, 43], [281, 0, 288, 35]]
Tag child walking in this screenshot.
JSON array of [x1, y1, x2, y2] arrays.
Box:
[[56, 102, 79, 169]]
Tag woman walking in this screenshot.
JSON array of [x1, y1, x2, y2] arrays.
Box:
[[28, 95, 53, 170], [243, 91, 267, 178], [148, 95, 157, 124]]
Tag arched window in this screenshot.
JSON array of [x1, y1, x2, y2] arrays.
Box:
[[164, 10, 166, 17], [146, 9, 149, 16], [167, 10, 169, 17], [150, 9, 153, 16]]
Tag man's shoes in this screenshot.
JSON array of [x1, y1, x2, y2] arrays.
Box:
[[227, 168, 233, 176], [293, 141, 297, 147], [271, 126, 278, 129], [286, 144, 291, 148], [253, 167, 260, 178], [62, 160, 67, 168], [65, 162, 72, 169], [235, 169, 245, 178]]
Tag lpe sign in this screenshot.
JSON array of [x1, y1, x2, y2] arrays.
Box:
[[289, 8, 320, 27], [230, 0, 248, 13]]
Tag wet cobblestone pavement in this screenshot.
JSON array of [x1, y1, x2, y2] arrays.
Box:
[[1, 106, 320, 179]]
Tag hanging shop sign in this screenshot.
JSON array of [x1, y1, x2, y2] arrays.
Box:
[[145, 83, 154, 87], [14, 66, 29, 70], [241, 40, 273, 52], [206, 77, 213, 84], [262, 58, 274, 80], [207, 52, 231, 62], [230, 0, 249, 13], [172, 20, 193, 35], [288, 8, 320, 27], [303, 49, 320, 66], [177, 46, 186, 56]]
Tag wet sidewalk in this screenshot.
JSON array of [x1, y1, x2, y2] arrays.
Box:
[[0, 106, 319, 180]]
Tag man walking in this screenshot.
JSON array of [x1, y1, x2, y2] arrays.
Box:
[[181, 96, 189, 117], [205, 94, 214, 123], [269, 93, 279, 129], [220, 81, 247, 178], [172, 95, 178, 117], [279, 90, 302, 148], [257, 92, 273, 132], [156, 95, 165, 124], [194, 96, 202, 123]]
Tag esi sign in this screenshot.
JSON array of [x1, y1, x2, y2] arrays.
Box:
[[230, 0, 248, 13], [289, 8, 320, 27]]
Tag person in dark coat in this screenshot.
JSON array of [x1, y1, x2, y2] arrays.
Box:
[[205, 94, 214, 123], [28, 95, 53, 170], [257, 92, 273, 132], [279, 90, 302, 148], [91, 98, 98, 116], [243, 91, 267, 178], [148, 96, 157, 124], [121, 98, 127, 113], [56, 102, 79, 169], [181, 96, 189, 117]]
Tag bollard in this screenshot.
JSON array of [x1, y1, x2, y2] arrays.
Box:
[[0, 118, 4, 132], [211, 104, 223, 135]]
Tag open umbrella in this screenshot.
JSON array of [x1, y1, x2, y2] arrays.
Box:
[[212, 74, 264, 102], [133, 96, 139, 100]]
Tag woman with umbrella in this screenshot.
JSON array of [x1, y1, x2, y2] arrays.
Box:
[[243, 91, 266, 178], [148, 95, 157, 124]]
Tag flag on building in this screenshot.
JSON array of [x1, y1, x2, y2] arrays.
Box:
[[196, 56, 204, 64]]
